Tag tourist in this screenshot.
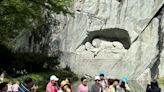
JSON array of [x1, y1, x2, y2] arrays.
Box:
[[12, 81, 19, 92], [99, 71, 108, 91], [46, 75, 59, 92], [65, 78, 72, 92], [60, 80, 71, 92], [31, 82, 38, 92], [146, 80, 161, 92], [0, 71, 5, 83], [117, 81, 130, 92], [120, 77, 131, 91], [105, 79, 115, 92], [112, 79, 119, 92], [91, 76, 103, 92], [7, 81, 13, 92], [77, 77, 89, 92], [18, 77, 37, 92]]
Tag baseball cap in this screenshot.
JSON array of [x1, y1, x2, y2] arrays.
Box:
[[99, 71, 105, 76], [95, 76, 100, 80], [50, 75, 59, 81], [121, 77, 128, 83]]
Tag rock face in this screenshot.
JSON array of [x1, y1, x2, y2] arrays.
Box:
[[159, 7, 164, 78], [15, 0, 164, 80], [59, 0, 164, 80]]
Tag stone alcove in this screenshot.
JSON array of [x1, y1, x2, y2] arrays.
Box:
[[76, 28, 131, 58]]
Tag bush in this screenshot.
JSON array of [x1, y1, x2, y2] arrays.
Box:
[[0, 43, 60, 74], [12, 52, 59, 72]]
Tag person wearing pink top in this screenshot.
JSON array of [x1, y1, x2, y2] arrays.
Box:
[[12, 81, 19, 92], [46, 75, 59, 92], [7, 81, 13, 92], [77, 77, 89, 92]]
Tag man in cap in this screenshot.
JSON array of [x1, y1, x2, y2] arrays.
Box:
[[99, 71, 108, 91], [91, 76, 103, 92], [46, 75, 59, 92], [120, 77, 131, 91]]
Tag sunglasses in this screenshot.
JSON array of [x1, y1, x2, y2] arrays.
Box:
[[95, 80, 100, 81]]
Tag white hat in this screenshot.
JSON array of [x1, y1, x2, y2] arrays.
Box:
[[94, 76, 100, 80], [50, 75, 59, 81]]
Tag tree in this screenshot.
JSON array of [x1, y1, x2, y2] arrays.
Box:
[[0, 0, 72, 47]]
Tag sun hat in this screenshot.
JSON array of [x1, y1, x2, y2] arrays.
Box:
[[60, 80, 70, 88]]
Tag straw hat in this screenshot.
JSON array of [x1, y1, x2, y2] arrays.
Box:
[[60, 80, 69, 88]]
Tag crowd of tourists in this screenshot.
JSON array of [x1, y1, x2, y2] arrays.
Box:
[[77, 72, 131, 92], [44, 72, 131, 92], [45, 71, 161, 92], [0, 71, 161, 92]]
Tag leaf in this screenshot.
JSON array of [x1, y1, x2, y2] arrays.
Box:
[[0, 0, 72, 47]]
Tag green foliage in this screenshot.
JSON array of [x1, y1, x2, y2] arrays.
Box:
[[0, 44, 14, 70], [0, 0, 72, 47], [158, 77, 164, 86], [12, 52, 60, 72], [0, 43, 60, 72]]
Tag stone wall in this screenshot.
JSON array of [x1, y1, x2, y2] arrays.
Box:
[[59, 0, 164, 80], [14, 0, 164, 80]]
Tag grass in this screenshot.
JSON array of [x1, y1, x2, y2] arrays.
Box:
[[6, 69, 78, 92]]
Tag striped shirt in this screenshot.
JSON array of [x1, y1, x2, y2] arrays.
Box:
[[18, 83, 30, 92]]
